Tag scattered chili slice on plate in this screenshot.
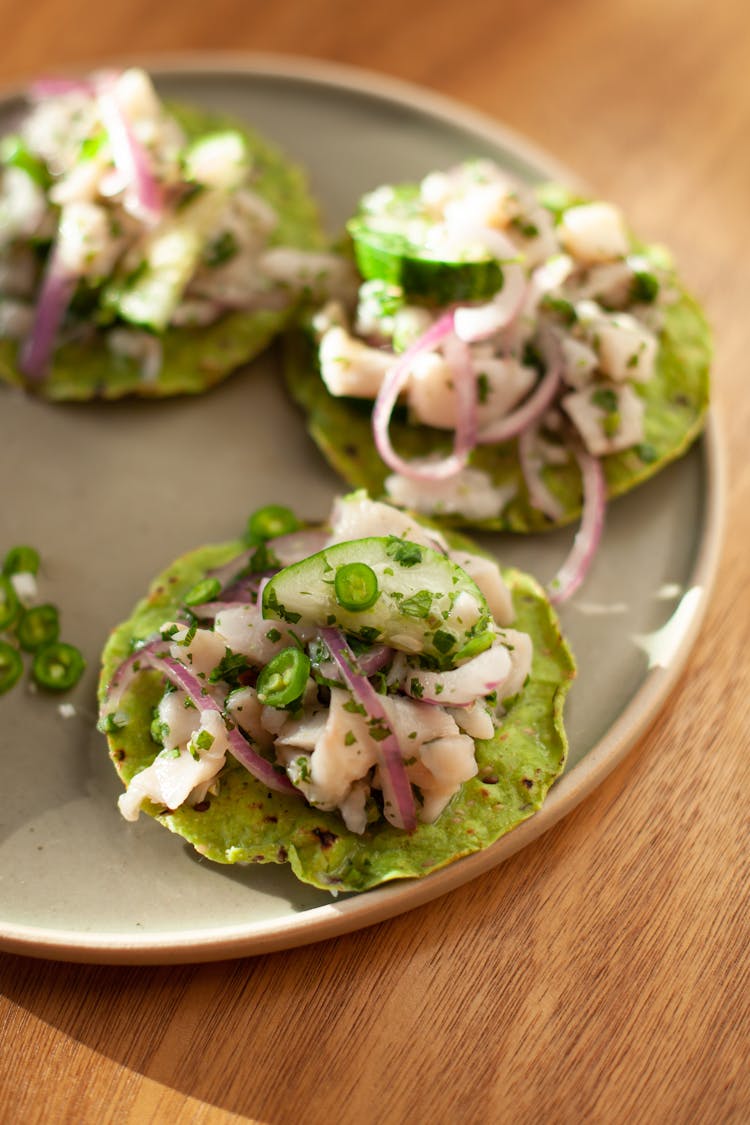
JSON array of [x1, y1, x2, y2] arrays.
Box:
[[32, 642, 86, 692], [17, 604, 60, 652], [3, 545, 40, 576], [0, 576, 20, 630]]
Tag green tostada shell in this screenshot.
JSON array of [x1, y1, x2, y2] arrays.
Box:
[[99, 530, 575, 893]]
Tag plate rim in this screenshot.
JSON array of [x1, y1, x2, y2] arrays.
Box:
[[0, 53, 725, 964]]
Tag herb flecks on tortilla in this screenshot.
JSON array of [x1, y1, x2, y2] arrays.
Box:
[[0, 68, 346, 399], [284, 163, 711, 557], [98, 494, 574, 893]]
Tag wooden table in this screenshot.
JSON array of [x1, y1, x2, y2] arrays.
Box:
[[1, 0, 748, 1121]]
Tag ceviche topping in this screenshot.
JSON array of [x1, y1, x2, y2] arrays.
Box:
[[99, 495, 533, 835], [312, 161, 681, 599], [0, 68, 348, 383]]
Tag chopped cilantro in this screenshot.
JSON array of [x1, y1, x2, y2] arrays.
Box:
[[386, 537, 423, 567], [203, 230, 239, 267], [433, 630, 456, 655], [636, 442, 659, 463], [399, 590, 433, 619], [209, 651, 249, 684], [591, 387, 619, 413]]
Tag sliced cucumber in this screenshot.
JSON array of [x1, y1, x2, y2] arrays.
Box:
[[347, 183, 505, 304], [104, 188, 229, 332], [261, 536, 492, 665]]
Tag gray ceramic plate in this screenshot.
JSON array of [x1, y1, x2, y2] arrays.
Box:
[[0, 56, 723, 964]]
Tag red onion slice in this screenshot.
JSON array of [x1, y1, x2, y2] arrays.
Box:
[[19, 246, 77, 381], [549, 446, 606, 604], [101, 644, 296, 795], [96, 79, 164, 224], [518, 424, 566, 521], [29, 77, 95, 98], [321, 628, 416, 831], [372, 311, 477, 482]]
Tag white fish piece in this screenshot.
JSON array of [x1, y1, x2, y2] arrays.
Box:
[[450, 701, 495, 741], [558, 201, 629, 264], [57, 200, 124, 278], [306, 688, 379, 808], [338, 781, 369, 835], [118, 708, 227, 821], [494, 627, 534, 705], [406, 349, 460, 430], [593, 312, 657, 383], [572, 260, 637, 307], [184, 132, 248, 191], [226, 686, 274, 752], [167, 623, 227, 678], [158, 688, 202, 751], [319, 325, 393, 398], [447, 549, 514, 625], [385, 464, 515, 523], [260, 248, 357, 302], [276, 709, 328, 752], [473, 355, 537, 427], [562, 381, 645, 456], [0, 168, 48, 247], [560, 336, 599, 389], [213, 603, 315, 667], [114, 67, 163, 123], [399, 643, 512, 706], [0, 301, 34, 340], [327, 493, 449, 553], [417, 734, 478, 822]]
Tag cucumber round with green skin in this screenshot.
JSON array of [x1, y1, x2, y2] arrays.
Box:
[[98, 518, 575, 893], [347, 183, 506, 304], [262, 535, 492, 663]]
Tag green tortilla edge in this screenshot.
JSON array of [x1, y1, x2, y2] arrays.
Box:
[[98, 530, 575, 893], [0, 103, 325, 401], [282, 275, 711, 533]]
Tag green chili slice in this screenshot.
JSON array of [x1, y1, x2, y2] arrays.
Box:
[[183, 577, 222, 607], [247, 505, 302, 543], [256, 646, 310, 709], [0, 135, 50, 187], [32, 642, 86, 692], [0, 641, 23, 694], [17, 604, 60, 652], [0, 576, 20, 630], [3, 545, 40, 577], [334, 562, 380, 612]]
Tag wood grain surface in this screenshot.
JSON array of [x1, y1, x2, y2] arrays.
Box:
[[1, 0, 749, 1122]]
